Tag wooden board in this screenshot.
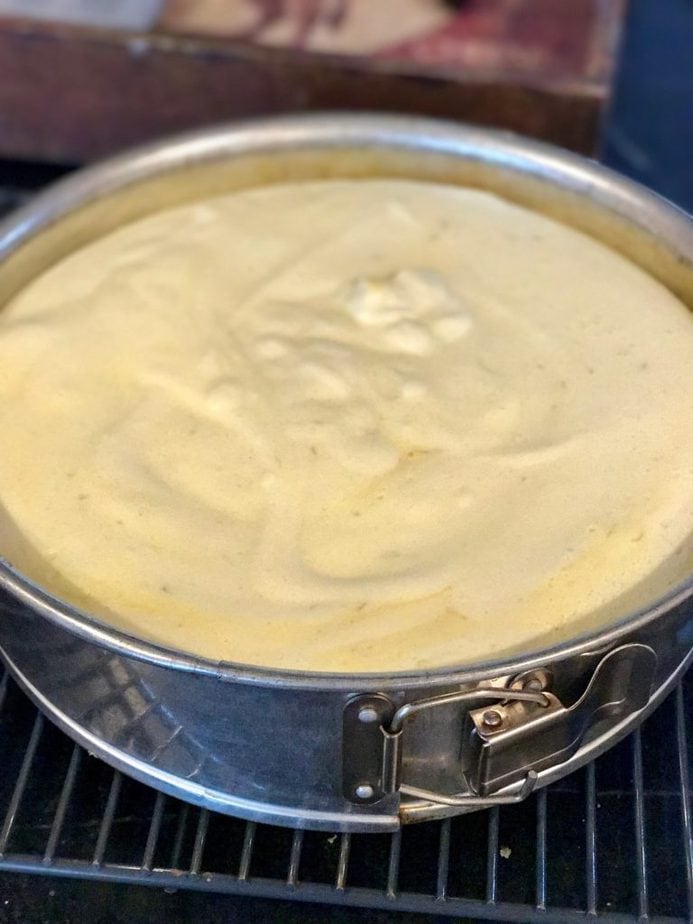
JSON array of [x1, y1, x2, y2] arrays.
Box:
[[0, 2, 626, 165], [160, 0, 624, 89]]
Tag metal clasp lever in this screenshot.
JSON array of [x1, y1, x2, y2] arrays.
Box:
[[342, 643, 656, 809], [342, 685, 549, 807], [386, 687, 549, 806]]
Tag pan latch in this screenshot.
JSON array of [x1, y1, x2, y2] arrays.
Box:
[[342, 643, 656, 808]]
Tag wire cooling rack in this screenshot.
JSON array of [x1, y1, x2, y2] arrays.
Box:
[[0, 668, 691, 922]]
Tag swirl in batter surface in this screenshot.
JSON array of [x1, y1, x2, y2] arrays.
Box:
[[0, 180, 691, 671]]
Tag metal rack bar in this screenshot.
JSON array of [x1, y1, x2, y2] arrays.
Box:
[[486, 806, 500, 904], [0, 711, 43, 856], [632, 729, 649, 921], [586, 761, 598, 915], [237, 821, 255, 881], [536, 788, 547, 911], [189, 808, 209, 876], [386, 829, 401, 899], [169, 802, 190, 870], [92, 770, 122, 867], [141, 790, 166, 873], [335, 833, 350, 891], [286, 828, 303, 886], [675, 683, 693, 921], [43, 744, 82, 864], [436, 817, 451, 901], [5, 856, 688, 923]]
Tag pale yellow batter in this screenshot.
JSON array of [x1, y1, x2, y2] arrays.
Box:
[[0, 180, 691, 672]]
